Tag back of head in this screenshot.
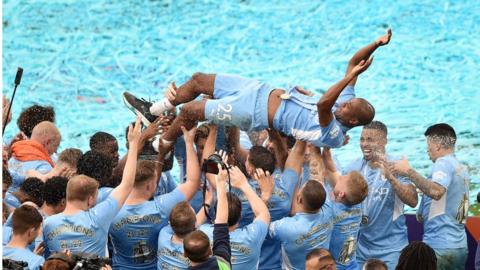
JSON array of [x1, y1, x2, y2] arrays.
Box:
[[248, 146, 275, 174], [30, 121, 61, 153], [302, 180, 326, 212], [12, 205, 43, 234], [227, 193, 242, 226], [396, 241, 437, 270], [355, 98, 375, 127], [424, 123, 456, 149], [19, 177, 45, 207], [134, 160, 157, 187], [363, 120, 388, 137], [44, 177, 69, 206], [90, 131, 116, 151], [57, 148, 83, 169], [66, 175, 99, 202], [184, 230, 211, 263], [169, 202, 196, 237], [364, 258, 387, 270], [17, 105, 55, 137], [306, 248, 336, 270], [345, 171, 368, 206], [77, 151, 113, 187]]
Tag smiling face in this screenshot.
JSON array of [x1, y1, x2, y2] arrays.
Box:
[[360, 128, 387, 161]]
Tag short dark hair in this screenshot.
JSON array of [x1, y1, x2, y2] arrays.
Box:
[[17, 105, 55, 137], [365, 258, 388, 270], [227, 193, 242, 226], [424, 123, 456, 149], [396, 241, 437, 270], [3, 167, 12, 187], [44, 177, 68, 206], [169, 202, 196, 237], [364, 120, 388, 136], [184, 230, 211, 263], [12, 205, 43, 234], [90, 132, 117, 151], [302, 181, 326, 212], [248, 146, 275, 174], [19, 177, 45, 207], [77, 151, 113, 187]]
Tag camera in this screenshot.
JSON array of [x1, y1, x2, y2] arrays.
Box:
[[201, 153, 227, 175], [3, 259, 28, 270], [45, 252, 111, 270]]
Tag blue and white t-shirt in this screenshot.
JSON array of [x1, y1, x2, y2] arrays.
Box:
[[231, 168, 299, 270], [97, 187, 114, 203], [273, 86, 355, 149], [200, 220, 268, 270], [345, 156, 412, 269], [3, 246, 45, 270], [269, 199, 334, 270], [417, 154, 469, 250], [109, 188, 186, 270], [157, 225, 191, 270], [327, 185, 362, 270], [43, 195, 119, 257], [8, 158, 53, 192]]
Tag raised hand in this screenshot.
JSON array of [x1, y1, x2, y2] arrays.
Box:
[[166, 82, 177, 103], [181, 125, 197, 145], [375, 28, 392, 46], [321, 147, 336, 173], [390, 157, 411, 176], [255, 168, 274, 202], [229, 166, 249, 189], [351, 57, 373, 76], [127, 114, 142, 147], [215, 164, 229, 188]]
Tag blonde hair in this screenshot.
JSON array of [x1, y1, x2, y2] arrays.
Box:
[[66, 175, 99, 202], [345, 171, 368, 206]]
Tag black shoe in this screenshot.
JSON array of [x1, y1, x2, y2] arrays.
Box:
[[123, 92, 157, 126]]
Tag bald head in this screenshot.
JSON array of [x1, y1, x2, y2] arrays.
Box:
[[66, 175, 99, 202], [31, 121, 61, 154]]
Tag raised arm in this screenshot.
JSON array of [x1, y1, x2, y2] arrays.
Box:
[[226, 127, 249, 166], [391, 159, 446, 201], [284, 140, 306, 175], [177, 126, 201, 201], [374, 159, 418, 207], [215, 165, 229, 224], [317, 58, 373, 127], [308, 145, 326, 184], [110, 116, 142, 207], [230, 166, 271, 224], [321, 147, 341, 187], [195, 185, 214, 227], [267, 129, 289, 170], [346, 29, 392, 87]]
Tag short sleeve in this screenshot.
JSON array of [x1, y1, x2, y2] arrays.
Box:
[[90, 195, 119, 232], [318, 120, 344, 149], [246, 220, 268, 244], [431, 159, 452, 188], [154, 187, 186, 218], [278, 168, 299, 197]]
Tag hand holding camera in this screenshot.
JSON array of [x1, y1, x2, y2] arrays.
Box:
[[229, 166, 249, 190]]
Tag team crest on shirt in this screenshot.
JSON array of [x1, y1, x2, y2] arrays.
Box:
[[329, 125, 339, 139], [432, 171, 447, 182]]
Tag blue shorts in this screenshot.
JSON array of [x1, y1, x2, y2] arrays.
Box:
[[204, 74, 272, 131]]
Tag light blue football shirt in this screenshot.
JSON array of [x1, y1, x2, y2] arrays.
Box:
[[4, 192, 21, 209], [109, 188, 185, 270], [157, 225, 192, 270], [8, 158, 53, 192], [3, 246, 45, 270], [97, 187, 113, 203]]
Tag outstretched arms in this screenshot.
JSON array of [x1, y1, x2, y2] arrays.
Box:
[[176, 126, 201, 201], [346, 29, 392, 87], [317, 58, 373, 127]]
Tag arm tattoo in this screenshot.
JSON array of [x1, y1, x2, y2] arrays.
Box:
[[406, 169, 446, 201], [387, 175, 418, 208]]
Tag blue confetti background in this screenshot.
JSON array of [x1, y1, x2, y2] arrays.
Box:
[[3, 0, 479, 208]]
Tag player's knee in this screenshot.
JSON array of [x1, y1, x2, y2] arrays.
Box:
[[191, 72, 207, 85]]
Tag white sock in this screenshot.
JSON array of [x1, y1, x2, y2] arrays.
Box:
[[152, 136, 173, 153], [149, 98, 174, 116]]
